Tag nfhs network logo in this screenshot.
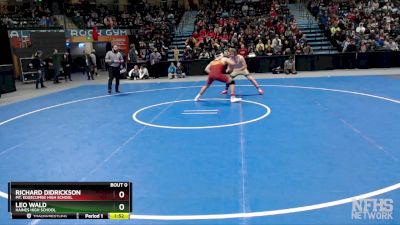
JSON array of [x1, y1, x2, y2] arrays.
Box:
[[352, 198, 393, 220]]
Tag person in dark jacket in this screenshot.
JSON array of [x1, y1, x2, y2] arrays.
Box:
[[61, 52, 72, 81], [85, 50, 96, 80], [128, 44, 137, 63], [52, 49, 62, 83], [30, 50, 46, 89]]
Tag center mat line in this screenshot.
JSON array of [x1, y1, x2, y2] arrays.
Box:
[[181, 112, 218, 115], [183, 109, 219, 112]]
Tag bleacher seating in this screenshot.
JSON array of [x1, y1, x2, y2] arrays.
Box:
[[0, 3, 61, 29], [309, 0, 400, 52], [64, 0, 184, 61], [186, 0, 302, 60]]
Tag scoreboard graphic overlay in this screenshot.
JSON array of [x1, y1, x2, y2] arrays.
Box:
[[8, 182, 132, 220]]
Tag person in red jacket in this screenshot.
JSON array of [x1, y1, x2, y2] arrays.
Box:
[[238, 44, 249, 57], [207, 30, 216, 39]]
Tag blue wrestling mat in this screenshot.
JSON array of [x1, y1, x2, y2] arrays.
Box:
[[0, 75, 399, 225]]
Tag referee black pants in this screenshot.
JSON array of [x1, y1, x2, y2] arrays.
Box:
[[108, 66, 120, 92]]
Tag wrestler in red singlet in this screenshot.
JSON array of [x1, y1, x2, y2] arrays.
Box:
[[206, 58, 230, 85], [194, 52, 242, 103]]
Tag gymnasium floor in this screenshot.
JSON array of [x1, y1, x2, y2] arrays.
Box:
[[0, 69, 399, 225]]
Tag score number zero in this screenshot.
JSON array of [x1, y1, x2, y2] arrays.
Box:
[[110, 183, 129, 211], [118, 191, 125, 211]]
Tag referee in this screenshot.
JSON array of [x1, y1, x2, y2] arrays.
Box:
[[105, 45, 124, 94]]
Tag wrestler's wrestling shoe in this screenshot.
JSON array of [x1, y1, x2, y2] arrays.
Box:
[[221, 90, 228, 95], [230, 96, 242, 103]]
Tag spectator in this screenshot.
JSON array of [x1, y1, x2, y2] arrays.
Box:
[[128, 65, 140, 80], [294, 43, 303, 55], [346, 39, 357, 52], [139, 64, 149, 79], [176, 62, 186, 78], [30, 50, 46, 89], [255, 39, 265, 56], [303, 43, 314, 55], [90, 49, 97, 76], [52, 49, 61, 83], [284, 57, 297, 75], [168, 62, 177, 79], [173, 46, 180, 62], [160, 48, 167, 61], [341, 37, 351, 53], [330, 25, 341, 37], [238, 44, 249, 57], [319, 13, 328, 30], [360, 41, 368, 53], [272, 35, 282, 54], [43, 56, 53, 81], [265, 45, 274, 56], [388, 39, 399, 51], [128, 44, 138, 63], [85, 50, 96, 80], [248, 48, 256, 57], [39, 16, 47, 27], [61, 52, 72, 81], [356, 23, 366, 34], [2, 16, 14, 27], [182, 48, 191, 61], [87, 18, 95, 27], [199, 49, 210, 59], [242, 3, 249, 14]]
